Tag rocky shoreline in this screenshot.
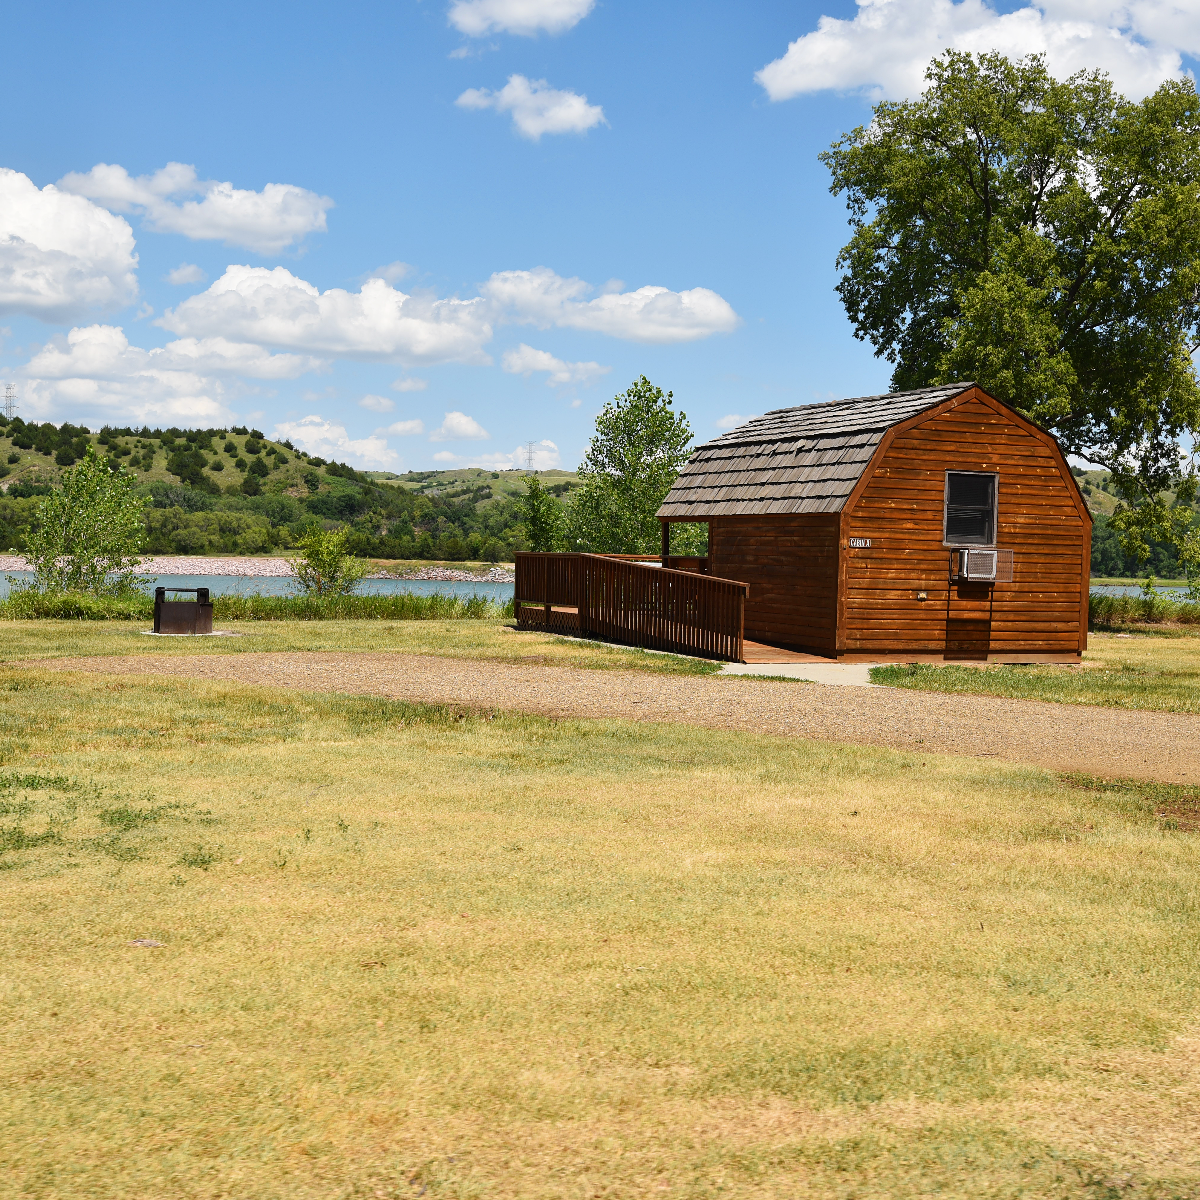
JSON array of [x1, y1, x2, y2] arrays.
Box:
[[0, 555, 515, 582]]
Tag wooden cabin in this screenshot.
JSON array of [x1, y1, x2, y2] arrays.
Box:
[[657, 383, 1091, 662]]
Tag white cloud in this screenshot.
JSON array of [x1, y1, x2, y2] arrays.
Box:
[[483, 267, 740, 343], [383, 418, 426, 436], [716, 413, 760, 430], [432, 439, 561, 469], [457, 75, 606, 139], [0, 168, 138, 323], [392, 376, 428, 392], [358, 393, 395, 412], [58, 162, 333, 254], [18, 325, 247, 426], [449, 0, 594, 36], [501, 342, 610, 386], [166, 262, 207, 286], [430, 410, 490, 441], [451, 441, 564, 468], [272, 414, 398, 468], [17, 324, 325, 426], [368, 261, 412, 284], [159, 265, 493, 365], [755, 0, 1195, 103]]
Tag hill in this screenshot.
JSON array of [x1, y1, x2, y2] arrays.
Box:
[[0, 417, 579, 560]]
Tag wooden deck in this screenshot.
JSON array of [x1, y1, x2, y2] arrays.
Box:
[[515, 554, 750, 662]]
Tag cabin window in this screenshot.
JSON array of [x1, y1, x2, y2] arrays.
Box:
[[944, 471, 996, 546]]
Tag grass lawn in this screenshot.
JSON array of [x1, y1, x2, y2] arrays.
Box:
[[871, 631, 1200, 713], [2, 665, 1199, 1197], [0, 618, 721, 677]]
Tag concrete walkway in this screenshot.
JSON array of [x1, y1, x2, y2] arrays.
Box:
[[721, 662, 878, 685]]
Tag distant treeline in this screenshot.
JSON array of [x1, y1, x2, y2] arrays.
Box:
[[0, 418, 533, 560], [1090, 513, 1183, 579]]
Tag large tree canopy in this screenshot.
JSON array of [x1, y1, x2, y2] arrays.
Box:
[[821, 51, 1200, 568]]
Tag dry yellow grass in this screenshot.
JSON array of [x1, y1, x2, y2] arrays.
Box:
[[2, 667, 1199, 1198], [0, 617, 718, 675]]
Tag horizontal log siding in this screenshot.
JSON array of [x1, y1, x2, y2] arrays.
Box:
[[709, 514, 840, 653], [842, 397, 1088, 654]]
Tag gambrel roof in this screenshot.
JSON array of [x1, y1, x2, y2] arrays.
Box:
[[657, 383, 976, 519]]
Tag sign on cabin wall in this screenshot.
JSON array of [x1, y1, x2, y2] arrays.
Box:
[[848, 537, 871, 548]]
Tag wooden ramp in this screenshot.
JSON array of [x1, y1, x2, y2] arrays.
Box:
[[741, 641, 839, 665]]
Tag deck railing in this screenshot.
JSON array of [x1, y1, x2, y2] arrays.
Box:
[[515, 552, 748, 662]]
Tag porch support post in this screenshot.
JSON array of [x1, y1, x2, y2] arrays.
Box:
[[660, 519, 670, 566]]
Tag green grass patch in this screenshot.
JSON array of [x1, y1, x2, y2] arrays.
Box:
[[871, 634, 1200, 713], [0, 667, 1198, 1197]]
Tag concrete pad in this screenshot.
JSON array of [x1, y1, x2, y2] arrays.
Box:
[[720, 662, 879, 686]]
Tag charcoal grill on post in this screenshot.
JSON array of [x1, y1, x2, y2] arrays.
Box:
[[153, 587, 214, 635]]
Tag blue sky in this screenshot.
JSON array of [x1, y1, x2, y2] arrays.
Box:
[[2, 0, 1196, 471]]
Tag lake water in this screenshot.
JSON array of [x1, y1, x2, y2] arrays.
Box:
[[1089, 584, 1191, 598], [0, 570, 1183, 604], [0, 571, 515, 602]]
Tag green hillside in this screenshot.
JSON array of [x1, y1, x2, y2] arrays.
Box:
[[0, 417, 578, 560]]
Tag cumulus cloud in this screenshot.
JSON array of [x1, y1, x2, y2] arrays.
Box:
[[58, 162, 333, 254], [755, 0, 1195, 103], [715, 413, 760, 430], [435, 438, 561, 469], [501, 342, 610, 386], [483, 267, 740, 344], [17, 325, 275, 426], [159, 265, 493, 365], [429, 410, 490, 441], [392, 376, 428, 392], [449, 0, 594, 36], [457, 75, 606, 139], [368, 261, 412, 284], [272, 414, 398, 468], [0, 168, 138, 323], [166, 262, 207, 286], [358, 393, 395, 412], [383, 418, 426, 436]]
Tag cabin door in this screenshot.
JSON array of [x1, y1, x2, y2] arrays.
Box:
[[944, 580, 992, 660]]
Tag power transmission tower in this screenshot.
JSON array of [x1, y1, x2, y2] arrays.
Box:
[[524, 440, 536, 471], [2, 385, 15, 421]]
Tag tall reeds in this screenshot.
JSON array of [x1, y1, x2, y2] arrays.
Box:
[[0, 589, 513, 622], [1089, 590, 1200, 626]]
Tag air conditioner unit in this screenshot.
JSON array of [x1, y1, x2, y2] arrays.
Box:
[[956, 548, 1013, 582]]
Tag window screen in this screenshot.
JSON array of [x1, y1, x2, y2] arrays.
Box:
[[944, 472, 996, 545]]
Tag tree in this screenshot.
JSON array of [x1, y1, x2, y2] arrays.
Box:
[[21, 446, 147, 595], [520, 475, 565, 552], [566, 376, 696, 554], [821, 50, 1200, 571], [287, 525, 368, 596]]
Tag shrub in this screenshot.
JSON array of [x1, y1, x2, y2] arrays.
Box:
[[288, 526, 368, 596]]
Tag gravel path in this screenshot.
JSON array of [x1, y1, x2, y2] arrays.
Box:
[[26, 651, 1200, 784]]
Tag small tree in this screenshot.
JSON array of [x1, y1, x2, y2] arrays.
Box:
[[21, 446, 147, 595], [288, 526, 368, 596], [566, 376, 695, 554], [520, 475, 565, 551]]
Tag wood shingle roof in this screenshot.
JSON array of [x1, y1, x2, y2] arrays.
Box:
[[657, 383, 975, 519]]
